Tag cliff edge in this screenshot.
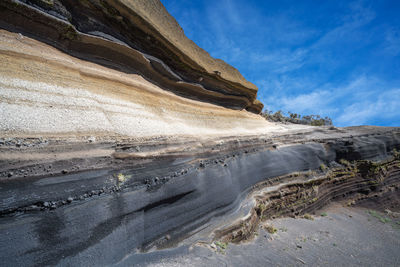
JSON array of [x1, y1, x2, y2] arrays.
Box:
[[0, 0, 262, 113]]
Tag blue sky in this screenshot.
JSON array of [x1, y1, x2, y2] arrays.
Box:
[[161, 0, 400, 126]]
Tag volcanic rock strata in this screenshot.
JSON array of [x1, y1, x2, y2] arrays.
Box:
[[0, 1, 400, 266], [0, 126, 400, 266], [0, 0, 262, 112]]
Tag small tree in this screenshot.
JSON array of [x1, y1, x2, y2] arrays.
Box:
[[262, 108, 333, 126]]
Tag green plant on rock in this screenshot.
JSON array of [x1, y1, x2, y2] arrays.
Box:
[[339, 159, 351, 167], [115, 173, 131, 188], [117, 173, 126, 183], [367, 210, 392, 223], [257, 202, 267, 215], [215, 241, 228, 250], [303, 214, 314, 220], [264, 224, 278, 234], [319, 163, 327, 172]]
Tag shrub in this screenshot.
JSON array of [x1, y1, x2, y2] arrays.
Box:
[[261, 110, 333, 126], [214, 241, 228, 250], [264, 224, 278, 234], [303, 214, 314, 220]]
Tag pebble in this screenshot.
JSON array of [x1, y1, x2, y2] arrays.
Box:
[[67, 197, 73, 202]]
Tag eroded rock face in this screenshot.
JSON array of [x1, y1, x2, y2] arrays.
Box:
[[0, 126, 399, 266], [0, 0, 262, 113], [0, 29, 272, 137], [0, 1, 399, 267]]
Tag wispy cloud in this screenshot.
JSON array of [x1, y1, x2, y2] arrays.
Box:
[[336, 88, 400, 126], [162, 0, 400, 126], [263, 76, 400, 126]]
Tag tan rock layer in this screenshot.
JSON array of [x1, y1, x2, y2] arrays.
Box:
[[0, 0, 263, 113], [0, 30, 278, 137]]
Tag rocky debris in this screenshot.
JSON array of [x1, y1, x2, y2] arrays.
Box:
[[0, 137, 48, 148]]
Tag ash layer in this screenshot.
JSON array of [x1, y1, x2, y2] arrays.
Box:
[[0, 127, 399, 266], [0, 0, 262, 112], [0, 1, 399, 266]]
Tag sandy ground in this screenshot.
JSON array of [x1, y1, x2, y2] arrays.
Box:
[[133, 204, 400, 267]]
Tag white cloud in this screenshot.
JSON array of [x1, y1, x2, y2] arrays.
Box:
[[336, 88, 400, 126], [261, 75, 400, 126]]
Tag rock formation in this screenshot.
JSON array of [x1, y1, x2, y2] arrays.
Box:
[[0, 0, 262, 113], [0, 1, 399, 266]]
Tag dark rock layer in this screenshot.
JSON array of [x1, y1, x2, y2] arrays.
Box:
[[215, 157, 400, 243], [0, 127, 399, 266]]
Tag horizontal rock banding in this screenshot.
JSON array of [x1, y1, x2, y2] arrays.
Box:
[[0, 29, 277, 137], [215, 157, 400, 243], [1, 1, 400, 266], [0, 127, 399, 266], [0, 0, 263, 112]]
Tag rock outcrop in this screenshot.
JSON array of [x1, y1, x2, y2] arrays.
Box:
[[0, 1, 399, 267], [0, 0, 262, 113], [1, 125, 399, 266]]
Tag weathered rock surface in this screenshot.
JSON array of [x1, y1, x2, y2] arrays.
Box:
[[0, 126, 399, 266], [0, 0, 262, 112], [0, 29, 273, 136], [0, 1, 399, 267]]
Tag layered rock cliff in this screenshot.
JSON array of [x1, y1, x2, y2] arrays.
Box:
[[0, 1, 399, 266], [0, 0, 262, 113]]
